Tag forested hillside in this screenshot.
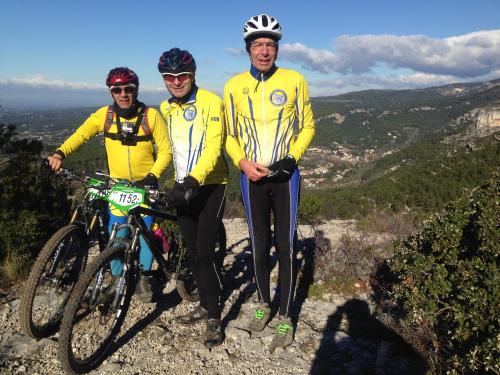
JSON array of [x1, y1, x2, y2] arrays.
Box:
[[1, 79, 499, 221]]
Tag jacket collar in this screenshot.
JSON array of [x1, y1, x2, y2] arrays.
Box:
[[250, 64, 278, 81], [168, 84, 198, 105]]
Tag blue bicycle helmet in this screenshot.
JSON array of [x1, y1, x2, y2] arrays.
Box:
[[158, 48, 196, 74]]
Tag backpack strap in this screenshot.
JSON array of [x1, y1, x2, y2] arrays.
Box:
[[103, 106, 114, 133], [103, 106, 153, 143], [140, 107, 152, 137]]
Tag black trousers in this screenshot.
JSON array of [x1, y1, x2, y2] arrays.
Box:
[[177, 184, 226, 319], [240, 169, 300, 317]]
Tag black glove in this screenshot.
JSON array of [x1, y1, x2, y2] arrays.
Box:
[[167, 175, 199, 207], [134, 173, 158, 188], [268, 155, 297, 182]]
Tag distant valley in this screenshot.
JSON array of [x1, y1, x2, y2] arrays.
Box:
[[1, 79, 499, 219]]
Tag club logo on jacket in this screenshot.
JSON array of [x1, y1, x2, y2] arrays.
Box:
[[183, 105, 197, 121], [270, 89, 287, 106], [243, 87, 249, 95]]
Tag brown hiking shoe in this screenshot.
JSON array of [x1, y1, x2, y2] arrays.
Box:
[[204, 319, 224, 348], [248, 303, 271, 332], [175, 305, 208, 325], [270, 315, 294, 352]]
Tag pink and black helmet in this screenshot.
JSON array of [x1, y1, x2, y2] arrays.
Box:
[[105, 67, 139, 87]]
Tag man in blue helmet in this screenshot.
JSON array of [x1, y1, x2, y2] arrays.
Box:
[[158, 48, 229, 348]]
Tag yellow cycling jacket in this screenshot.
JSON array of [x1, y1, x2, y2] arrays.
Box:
[[57, 105, 172, 181], [224, 65, 315, 167], [160, 86, 228, 185]]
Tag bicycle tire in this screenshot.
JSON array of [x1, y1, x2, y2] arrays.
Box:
[[19, 224, 89, 339], [175, 223, 226, 302], [58, 238, 133, 374]]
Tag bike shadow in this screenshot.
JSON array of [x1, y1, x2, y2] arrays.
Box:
[[309, 298, 428, 375], [107, 287, 182, 357], [220, 237, 256, 327]]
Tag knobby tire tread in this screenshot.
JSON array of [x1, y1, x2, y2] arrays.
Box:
[[19, 224, 87, 339], [58, 239, 132, 374]]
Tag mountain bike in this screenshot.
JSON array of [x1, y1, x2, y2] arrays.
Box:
[[19, 166, 113, 339], [57, 181, 225, 374]]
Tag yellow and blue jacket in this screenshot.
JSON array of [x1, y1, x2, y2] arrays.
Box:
[[224, 65, 315, 167], [160, 86, 228, 185], [57, 105, 172, 181]]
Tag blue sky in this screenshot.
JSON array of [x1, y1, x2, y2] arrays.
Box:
[[1, 0, 499, 108]]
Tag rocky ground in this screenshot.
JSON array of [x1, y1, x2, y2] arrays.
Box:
[[0, 218, 427, 375]]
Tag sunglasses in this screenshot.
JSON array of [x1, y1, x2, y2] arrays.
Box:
[[110, 85, 137, 94], [162, 72, 192, 83]]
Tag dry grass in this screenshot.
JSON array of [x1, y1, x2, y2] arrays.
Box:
[[1, 253, 31, 281]]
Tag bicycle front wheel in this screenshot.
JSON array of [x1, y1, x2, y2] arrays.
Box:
[[19, 224, 91, 339], [58, 238, 133, 374]]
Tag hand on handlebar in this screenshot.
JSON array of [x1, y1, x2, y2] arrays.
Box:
[[46, 154, 63, 172], [166, 175, 199, 208], [133, 173, 159, 189]]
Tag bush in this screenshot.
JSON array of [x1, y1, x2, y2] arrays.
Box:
[[379, 175, 499, 374], [313, 231, 376, 295], [0, 124, 71, 279]]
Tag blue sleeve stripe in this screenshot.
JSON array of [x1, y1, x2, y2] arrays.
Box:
[[242, 117, 252, 161], [295, 87, 303, 131], [230, 94, 237, 135], [186, 124, 194, 172], [247, 97, 262, 159], [271, 108, 284, 163]]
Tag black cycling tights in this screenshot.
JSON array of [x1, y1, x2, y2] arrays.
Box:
[[177, 184, 226, 320], [241, 169, 300, 317]]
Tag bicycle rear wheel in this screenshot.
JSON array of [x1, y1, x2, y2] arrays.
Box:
[[58, 239, 133, 374], [19, 224, 91, 339]]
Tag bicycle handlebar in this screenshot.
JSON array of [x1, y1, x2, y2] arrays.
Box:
[[41, 158, 172, 208]]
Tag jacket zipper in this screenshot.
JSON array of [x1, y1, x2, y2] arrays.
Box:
[[260, 72, 267, 164]]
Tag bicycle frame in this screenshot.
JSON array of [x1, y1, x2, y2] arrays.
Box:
[[47, 192, 109, 277], [99, 205, 179, 309], [116, 205, 177, 279]]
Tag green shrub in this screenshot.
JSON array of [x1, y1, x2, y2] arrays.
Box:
[[382, 175, 499, 374], [0, 124, 71, 279], [313, 231, 376, 295]]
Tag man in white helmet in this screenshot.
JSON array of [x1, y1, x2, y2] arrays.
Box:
[[223, 13, 315, 350]]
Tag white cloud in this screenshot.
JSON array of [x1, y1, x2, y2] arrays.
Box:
[[279, 43, 342, 73], [224, 47, 246, 57], [308, 69, 500, 97], [0, 76, 103, 91], [0, 76, 165, 109], [278, 29, 500, 78], [0, 75, 164, 93]]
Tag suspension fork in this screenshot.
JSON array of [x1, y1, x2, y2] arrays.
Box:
[[69, 206, 82, 224]]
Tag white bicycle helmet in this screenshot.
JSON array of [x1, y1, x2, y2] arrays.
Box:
[[243, 13, 282, 41]]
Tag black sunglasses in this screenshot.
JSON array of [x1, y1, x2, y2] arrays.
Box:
[[110, 85, 136, 94]]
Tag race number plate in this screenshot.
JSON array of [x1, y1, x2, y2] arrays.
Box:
[[105, 184, 145, 212], [87, 177, 109, 199]]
